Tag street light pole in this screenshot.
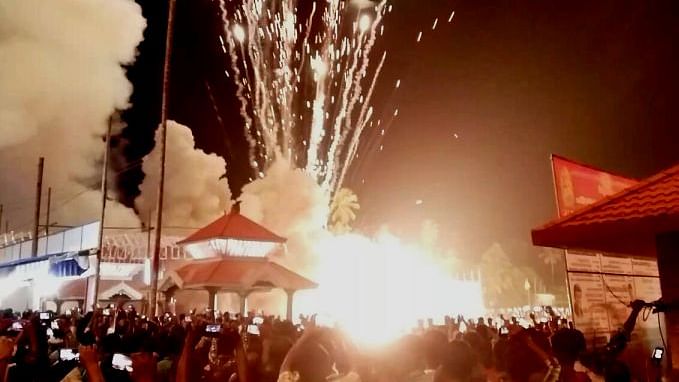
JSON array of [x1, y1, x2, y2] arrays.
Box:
[[149, 0, 177, 317], [524, 279, 531, 307], [93, 118, 113, 311]]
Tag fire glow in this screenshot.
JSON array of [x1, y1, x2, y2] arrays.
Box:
[[295, 231, 484, 347]]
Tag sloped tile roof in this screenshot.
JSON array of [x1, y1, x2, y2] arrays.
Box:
[[177, 207, 286, 245], [532, 162, 679, 255], [164, 257, 316, 292]]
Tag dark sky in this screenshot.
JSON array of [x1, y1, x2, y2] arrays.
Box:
[[120, 0, 679, 266]]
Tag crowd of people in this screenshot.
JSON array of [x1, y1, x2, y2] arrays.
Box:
[[0, 300, 655, 382]]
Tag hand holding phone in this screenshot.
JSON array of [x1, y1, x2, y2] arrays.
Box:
[[205, 324, 222, 337], [112, 353, 133, 372], [247, 324, 260, 336], [59, 348, 79, 362], [652, 347, 664, 362]]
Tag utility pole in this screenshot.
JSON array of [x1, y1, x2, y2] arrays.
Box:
[[45, 187, 52, 235], [150, 0, 177, 317], [92, 118, 113, 310], [31, 157, 44, 258]]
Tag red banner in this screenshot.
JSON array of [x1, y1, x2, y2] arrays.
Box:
[[551, 155, 637, 217]]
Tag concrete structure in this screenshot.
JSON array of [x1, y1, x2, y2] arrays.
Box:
[[532, 162, 679, 376]]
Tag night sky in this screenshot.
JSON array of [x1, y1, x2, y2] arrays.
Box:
[[120, 0, 679, 267]]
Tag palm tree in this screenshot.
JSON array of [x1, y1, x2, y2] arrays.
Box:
[[539, 248, 562, 284], [328, 188, 360, 234], [480, 243, 515, 307]]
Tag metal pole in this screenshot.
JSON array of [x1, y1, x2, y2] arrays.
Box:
[[45, 187, 52, 235], [150, 0, 177, 318], [31, 157, 44, 258], [0, 205, 3, 234], [93, 118, 113, 310]]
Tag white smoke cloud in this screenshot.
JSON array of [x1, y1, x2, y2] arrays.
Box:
[[239, 158, 329, 270], [0, 0, 145, 231], [135, 121, 232, 230]]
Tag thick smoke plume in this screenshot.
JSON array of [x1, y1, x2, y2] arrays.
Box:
[[240, 159, 329, 271], [136, 121, 232, 230], [0, 0, 145, 230]]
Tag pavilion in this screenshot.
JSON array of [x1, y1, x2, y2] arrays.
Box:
[[159, 205, 317, 319]]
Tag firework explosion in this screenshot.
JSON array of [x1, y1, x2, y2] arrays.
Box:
[[218, 0, 389, 194], [208, 1, 476, 345]]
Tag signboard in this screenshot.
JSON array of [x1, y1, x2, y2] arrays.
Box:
[[565, 251, 662, 348], [567, 271, 610, 346], [549, 156, 662, 379], [551, 155, 637, 217]]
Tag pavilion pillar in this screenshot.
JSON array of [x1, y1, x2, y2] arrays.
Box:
[[285, 289, 295, 321], [238, 291, 250, 316], [656, 231, 679, 377], [164, 286, 178, 315], [206, 287, 218, 311]]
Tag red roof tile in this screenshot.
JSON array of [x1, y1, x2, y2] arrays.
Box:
[[532, 162, 679, 255], [57, 277, 146, 300], [162, 257, 316, 292], [177, 206, 286, 245]]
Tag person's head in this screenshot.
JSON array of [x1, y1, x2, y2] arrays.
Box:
[[559, 167, 575, 208], [434, 340, 476, 382], [573, 284, 582, 301], [551, 328, 585, 368], [506, 330, 551, 382], [382, 335, 425, 379], [422, 330, 448, 369], [288, 329, 351, 382], [604, 360, 631, 382]]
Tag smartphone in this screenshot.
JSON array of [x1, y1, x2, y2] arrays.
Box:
[[500, 326, 510, 335], [11, 321, 23, 331], [184, 316, 192, 323], [103, 308, 111, 316], [40, 312, 50, 320], [112, 353, 133, 372], [51, 320, 60, 330], [205, 324, 222, 336], [46, 328, 54, 337], [252, 316, 264, 325], [247, 324, 260, 336], [459, 321, 467, 333], [59, 348, 79, 362], [653, 347, 664, 360]]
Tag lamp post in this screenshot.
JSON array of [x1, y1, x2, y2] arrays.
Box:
[[524, 279, 531, 307]]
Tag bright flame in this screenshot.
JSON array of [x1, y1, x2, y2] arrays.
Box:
[[295, 231, 484, 347], [359, 14, 372, 33], [233, 24, 246, 42]]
